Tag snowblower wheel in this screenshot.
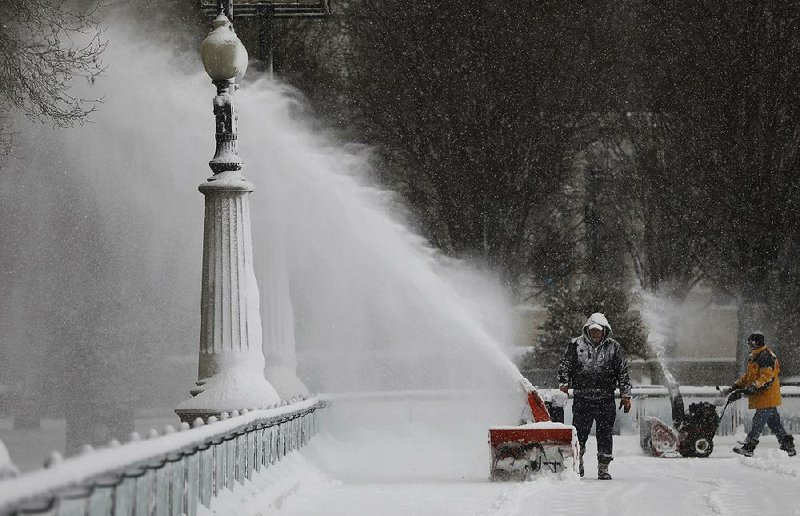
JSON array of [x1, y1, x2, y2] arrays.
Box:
[[682, 436, 713, 458]]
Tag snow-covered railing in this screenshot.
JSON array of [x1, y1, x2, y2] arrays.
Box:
[[0, 397, 323, 515]]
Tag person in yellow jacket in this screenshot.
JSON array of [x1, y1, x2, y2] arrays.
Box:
[[725, 332, 795, 457]]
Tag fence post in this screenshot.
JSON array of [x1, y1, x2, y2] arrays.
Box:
[[185, 449, 201, 516], [280, 422, 287, 458], [245, 429, 255, 480], [55, 485, 91, 516], [254, 425, 264, 472], [166, 453, 185, 516], [269, 426, 277, 464], [213, 440, 225, 497], [114, 469, 139, 516], [225, 437, 236, 491], [88, 474, 119, 516], [152, 463, 169, 516], [133, 466, 155, 516], [235, 432, 246, 484], [199, 444, 214, 508]]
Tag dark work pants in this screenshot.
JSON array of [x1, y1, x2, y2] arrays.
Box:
[[572, 396, 617, 460], [746, 407, 788, 442]]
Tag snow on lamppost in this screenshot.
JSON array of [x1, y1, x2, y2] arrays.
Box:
[[176, 5, 281, 422]]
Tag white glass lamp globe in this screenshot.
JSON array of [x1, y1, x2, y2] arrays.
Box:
[[200, 13, 249, 81]]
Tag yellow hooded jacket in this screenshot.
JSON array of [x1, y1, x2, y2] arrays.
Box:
[[733, 344, 782, 409]]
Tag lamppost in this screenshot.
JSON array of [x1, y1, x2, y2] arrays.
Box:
[[196, 0, 329, 400], [176, 2, 280, 423]]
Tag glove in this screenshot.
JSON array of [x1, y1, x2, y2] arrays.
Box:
[[727, 390, 743, 402], [619, 397, 632, 413], [743, 385, 757, 395], [559, 384, 569, 394]]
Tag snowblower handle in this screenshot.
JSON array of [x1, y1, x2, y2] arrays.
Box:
[[726, 388, 745, 403], [716, 388, 746, 420]]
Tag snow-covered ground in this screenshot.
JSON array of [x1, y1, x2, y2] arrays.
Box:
[[2, 398, 798, 516], [198, 396, 799, 516], [207, 434, 798, 516]]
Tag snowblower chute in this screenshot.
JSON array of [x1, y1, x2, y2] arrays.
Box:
[[489, 389, 578, 480]]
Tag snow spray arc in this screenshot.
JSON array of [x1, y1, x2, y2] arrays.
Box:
[[238, 76, 525, 397]]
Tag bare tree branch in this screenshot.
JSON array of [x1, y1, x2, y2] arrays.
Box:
[[0, 0, 107, 151]]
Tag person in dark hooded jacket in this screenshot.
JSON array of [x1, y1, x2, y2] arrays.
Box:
[[558, 312, 632, 480]]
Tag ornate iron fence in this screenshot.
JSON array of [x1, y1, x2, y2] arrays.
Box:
[[0, 398, 323, 516]]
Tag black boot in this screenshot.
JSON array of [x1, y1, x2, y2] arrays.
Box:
[[779, 435, 796, 457], [733, 439, 758, 457], [597, 456, 612, 480], [578, 450, 585, 477]]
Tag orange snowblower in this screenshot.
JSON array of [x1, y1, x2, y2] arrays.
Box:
[[489, 387, 579, 480]]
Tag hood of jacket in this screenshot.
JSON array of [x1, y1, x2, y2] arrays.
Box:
[[582, 312, 612, 342]]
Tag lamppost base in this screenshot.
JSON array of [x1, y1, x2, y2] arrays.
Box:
[[175, 408, 234, 424], [176, 368, 281, 423]]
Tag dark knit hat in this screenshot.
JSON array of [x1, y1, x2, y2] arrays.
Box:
[[747, 332, 765, 346]]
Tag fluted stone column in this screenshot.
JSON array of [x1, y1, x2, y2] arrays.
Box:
[[256, 205, 309, 398], [177, 10, 280, 422], [196, 178, 261, 382]]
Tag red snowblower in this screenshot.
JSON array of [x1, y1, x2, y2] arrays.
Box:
[[489, 385, 578, 480]]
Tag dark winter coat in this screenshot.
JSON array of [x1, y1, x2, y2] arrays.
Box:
[[558, 313, 632, 401], [734, 344, 782, 409]]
